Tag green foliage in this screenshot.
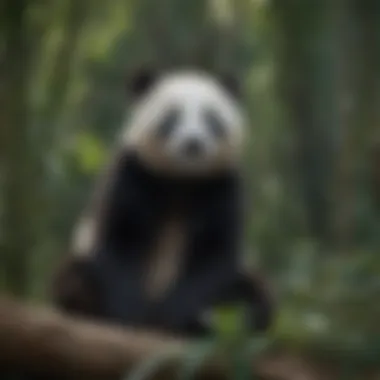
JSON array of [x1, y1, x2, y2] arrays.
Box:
[[178, 341, 216, 380], [75, 131, 106, 174], [126, 348, 181, 380], [209, 303, 249, 339]]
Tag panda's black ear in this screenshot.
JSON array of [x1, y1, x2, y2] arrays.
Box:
[[219, 73, 242, 100], [128, 68, 158, 98]]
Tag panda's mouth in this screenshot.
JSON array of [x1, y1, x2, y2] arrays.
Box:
[[166, 136, 217, 172], [174, 152, 216, 174], [180, 138, 205, 159]]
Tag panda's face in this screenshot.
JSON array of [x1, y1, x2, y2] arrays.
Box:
[[123, 71, 245, 176]]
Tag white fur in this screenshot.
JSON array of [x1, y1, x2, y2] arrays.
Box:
[[71, 216, 95, 256], [121, 71, 245, 175]]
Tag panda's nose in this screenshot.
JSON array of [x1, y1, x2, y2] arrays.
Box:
[[181, 137, 204, 158]]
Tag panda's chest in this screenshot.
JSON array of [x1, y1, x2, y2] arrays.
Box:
[[144, 211, 187, 300], [142, 179, 216, 300]]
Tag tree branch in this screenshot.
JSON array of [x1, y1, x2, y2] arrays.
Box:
[[0, 295, 341, 380]]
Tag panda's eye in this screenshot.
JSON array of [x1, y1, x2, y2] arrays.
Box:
[[204, 109, 226, 139], [156, 109, 180, 139]]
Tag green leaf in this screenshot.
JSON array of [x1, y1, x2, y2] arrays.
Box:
[[75, 132, 106, 174], [210, 303, 248, 338]]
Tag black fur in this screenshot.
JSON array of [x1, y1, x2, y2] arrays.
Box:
[[205, 270, 275, 333], [127, 68, 242, 101], [55, 151, 245, 332], [128, 68, 159, 98], [52, 151, 275, 336]]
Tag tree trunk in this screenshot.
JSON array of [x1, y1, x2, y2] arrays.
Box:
[[333, 0, 380, 250], [271, 0, 340, 245], [0, 295, 367, 380], [29, 0, 88, 282], [1, 0, 33, 297]]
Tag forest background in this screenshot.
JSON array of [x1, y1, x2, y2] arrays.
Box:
[[1, 0, 380, 376]]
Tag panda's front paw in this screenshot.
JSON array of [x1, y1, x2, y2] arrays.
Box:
[[197, 310, 213, 330]]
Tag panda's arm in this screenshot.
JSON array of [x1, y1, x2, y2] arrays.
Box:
[[53, 157, 159, 326], [152, 180, 243, 332], [87, 161, 159, 325]]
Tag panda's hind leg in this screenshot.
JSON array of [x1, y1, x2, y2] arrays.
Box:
[[232, 270, 275, 332], [50, 255, 105, 320], [195, 270, 276, 335]]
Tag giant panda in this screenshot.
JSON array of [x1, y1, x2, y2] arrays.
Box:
[[52, 68, 275, 337]]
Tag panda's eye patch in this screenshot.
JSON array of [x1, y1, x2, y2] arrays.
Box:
[[156, 109, 181, 139], [204, 109, 226, 139]]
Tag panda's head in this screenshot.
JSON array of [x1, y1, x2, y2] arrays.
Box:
[[122, 69, 246, 177]]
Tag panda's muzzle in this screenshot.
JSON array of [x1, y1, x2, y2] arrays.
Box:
[[180, 137, 205, 159]]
